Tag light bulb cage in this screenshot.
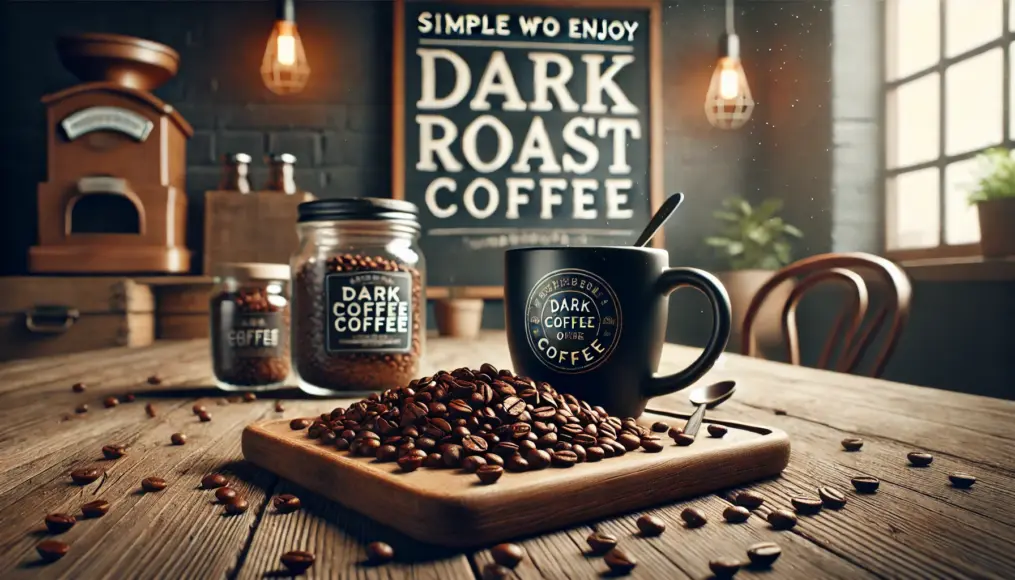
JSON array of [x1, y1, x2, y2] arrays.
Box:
[[261, 0, 311, 95], [704, 33, 755, 130]]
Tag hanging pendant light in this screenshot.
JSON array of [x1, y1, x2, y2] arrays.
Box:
[[704, 0, 755, 129], [261, 0, 311, 95]]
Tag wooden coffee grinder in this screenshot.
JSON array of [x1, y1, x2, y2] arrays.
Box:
[[30, 33, 192, 273]]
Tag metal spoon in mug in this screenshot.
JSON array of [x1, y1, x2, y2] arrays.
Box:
[[633, 192, 685, 247], [682, 380, 737, 439]]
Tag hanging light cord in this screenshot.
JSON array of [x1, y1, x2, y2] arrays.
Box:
[[726, 0, 735, 35]]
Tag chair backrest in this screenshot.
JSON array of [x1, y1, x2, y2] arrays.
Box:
[[741, 252, 912, 377]]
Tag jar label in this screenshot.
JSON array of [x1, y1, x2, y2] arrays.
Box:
[[325, 271, 413, 352], [221, 312, 287, 358]]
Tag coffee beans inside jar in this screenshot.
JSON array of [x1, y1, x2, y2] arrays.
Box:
[[291, 199, 425, 395], [210, 263, 291, 390]]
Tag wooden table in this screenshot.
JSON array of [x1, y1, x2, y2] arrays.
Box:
[[1, 333, 1013, 579]]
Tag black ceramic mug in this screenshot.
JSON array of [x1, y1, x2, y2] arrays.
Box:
[[504, 246, 732, 418]]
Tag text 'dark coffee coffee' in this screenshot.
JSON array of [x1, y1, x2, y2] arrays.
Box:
[[210, 263, 291, 390], [292, 199, 425, 395]]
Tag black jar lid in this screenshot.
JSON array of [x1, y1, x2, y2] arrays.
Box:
[[298, 197, 420, 226]]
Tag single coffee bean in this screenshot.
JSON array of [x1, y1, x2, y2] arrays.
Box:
[[45, 513, 76, 534], [75, 404, 88, 414], [723, 505, 751, 523], [198, 411, 212, 422], [476, 464, 504, 484], [123, 393, 135, 403], [640, 438, 665, 453], [505, 455, 529, 472], [490, 542, 524, 568], [667, 426, 683, 440], [290, 418, 312, 430], [791, 496, 823, 515], [651, 421, 669, 432], [767, 509, 798, 530], [423, 453, 444, 469], [526, 448, 552, 470], [216, 487, 239, 503], [275, 401, 285, 412], [192, 404, 207, 415], [201, 473, 228, 489], [145, 403, 157, 417], [461, 455, 487, 473], [397, 454, 424, 472], [36, 540, 70, 563], [366, 541, 394, 565], [70, 467, 103, 485], [774, 408, 787, 415], [243, 392, 257, 402], [617, 433, 641, 451], [170, 433, 187, 445], [673, 433, 695, 446], [907, 451, 933, 467], [104, 396, 119, 408], [225, 498, 249, 514], [273, 493, 302, 513], [709, 557, 742, 578], [604, 547, 637, 574], [851, 476, 880, 493], [818, 486, 847, 509], [746, 541, 782, 568], [551, 450, 578, 467], [636, 514, 666, 536], [72, 382, 86, 393], [707, 424, 728, 438], [586, 446, 605, 462], [142, 477, 168, 492], [949, 472, 977, 488], [586, 531, 618, 554], [841, 437, 864, 451], [680, 507, 707, 528], [102, 444, 126, 459], [734, 491, 765, 510], [147, 375, 162, 385], [81, 500, 110, 518], [280, 550, 315, 574]]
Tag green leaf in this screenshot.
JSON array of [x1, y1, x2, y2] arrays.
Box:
[[783, 224, 804, 237], [726, 241, 745, 256], [712, 211, 739, 222], [704, 236, 731, 247], [738, 199, 753, 216]]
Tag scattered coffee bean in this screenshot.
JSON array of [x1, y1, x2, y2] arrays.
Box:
[[707, 424, 728, 438], [290, 418, 312, 430], [280, 550, 315, 574], [275, 401, 285, 413], [170, 433, 187, 445], [907, 452, 934, 467], [586, 531, 618, 554], [75, 404, 88, 414], [36, 540, 69, 563], [45, 513, 76, 533], [81, 500, 110, 518], [774, 409, 787, 415], [723, 505, 751, 523], [476, 464, 504, 484], [491, 542, 524, 568], [123, 393, 135, 403], [481, 563, 512, 580], [366, 541, 394, 565], [651, 421, 669, 432], [709, 557, 742, 578], [673, 433, 695, 446], [145, 403, 157, 417], [680, 507, 707, 528], [746, 541, 782, 568], [851, 476, 880, 493], [397, 454, 424, 472], [790, 496, 823, 515], [551, 450, 578, 468], [734, 491, 764, 510], [274, 493, 302, 513], [70, 467, 103, 485], [818, 486, 847, 509], [841, 437, 864, 451], [604, 547, 637, 574], [461, 455, 487, 473], [767, 509, 798, 530], [141, 477, 168, 492], [949, 472, 976, 488], [225, 498, 249, 514], [216, 487, 239, 503], [640, 437, 665, 453], [242, 392, 257, 402], [72, 382, 86, 393], [103, 396, 119, 408], [102, 444, 126, 459], [192, 404, 206, 415], [201, 474, 228, 489], [636, 514, 666, 536], [198, 411, 212, 422], [147, 375, 162, 385]]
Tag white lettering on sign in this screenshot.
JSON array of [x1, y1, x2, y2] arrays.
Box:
[[60, 106, 154, 142]]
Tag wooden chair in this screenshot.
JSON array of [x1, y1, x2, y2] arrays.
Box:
[[741, 252, 912, 377]]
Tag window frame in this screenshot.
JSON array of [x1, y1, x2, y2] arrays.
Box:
[[883, 0, 1012, 262]]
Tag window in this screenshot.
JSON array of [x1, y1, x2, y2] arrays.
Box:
[[884, 0, 1008, 258]]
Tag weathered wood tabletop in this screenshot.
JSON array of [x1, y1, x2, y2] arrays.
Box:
[[1, 332, 1013, 579]]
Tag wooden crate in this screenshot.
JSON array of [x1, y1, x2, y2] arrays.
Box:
[[0, 277, 154, 361], [202, 191, 314, 275], [137, 276, 214, 340]]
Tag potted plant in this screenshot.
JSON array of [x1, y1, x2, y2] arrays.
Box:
[[968, 148, 1015, 258], [705, 198, 803, 351]]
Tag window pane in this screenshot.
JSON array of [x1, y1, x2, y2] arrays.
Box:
[[887, 168, 941, 249], [946, 0, 1002, 57], [887, 75, 940, 168], [944, 159, 983, 244], [946, 48, 1003, 156], [886, 0, 940, 80]]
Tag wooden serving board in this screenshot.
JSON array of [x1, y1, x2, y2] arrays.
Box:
[[242, 412, 790, 548]]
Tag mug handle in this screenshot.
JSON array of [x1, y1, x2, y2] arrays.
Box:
[[643, 268, 732, 399]]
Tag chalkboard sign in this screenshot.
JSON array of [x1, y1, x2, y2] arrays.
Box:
[[393, 0, 663, 297]]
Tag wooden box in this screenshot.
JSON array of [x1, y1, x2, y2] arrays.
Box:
[[0, 277, 154, 361], [138, 276, 214, 339], [202, 191, 314, 275]]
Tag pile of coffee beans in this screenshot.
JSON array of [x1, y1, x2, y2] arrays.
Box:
[[292, 254, 423, 393], [295, 363, 665, 482], [211, 286, 291, 387]]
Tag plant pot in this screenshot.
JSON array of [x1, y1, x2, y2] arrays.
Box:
[[977, 198, 1015, 258], [434, 299, 484, 338], [715, 269, 795, 352]]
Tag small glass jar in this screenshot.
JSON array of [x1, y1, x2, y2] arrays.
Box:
[[291, 198, 425, 396], [210, 263, 292, 391], [265, 153, 298, 194], [219, 153, 252, 193]]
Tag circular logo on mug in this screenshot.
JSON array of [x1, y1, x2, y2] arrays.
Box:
[[524, 268, 622, 374]]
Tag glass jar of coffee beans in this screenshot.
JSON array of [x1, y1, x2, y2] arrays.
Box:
[[291, 198, 425, 396], [210, 263, 291, 391]]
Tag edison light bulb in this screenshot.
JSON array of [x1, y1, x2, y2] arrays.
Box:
[[704, 34, 755, 130], [718, 58, 742, 100], [261, 0, 310, 95], [276, 22, 297, 66]]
